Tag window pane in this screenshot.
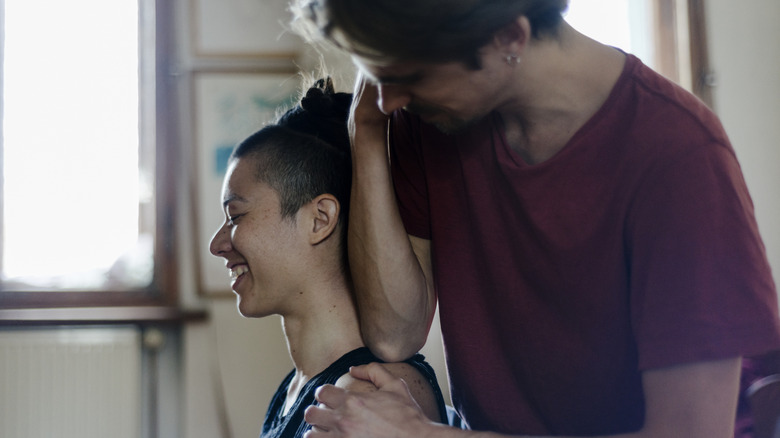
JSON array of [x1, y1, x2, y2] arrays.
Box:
[[564, 0, 693, 93], [2, 0, 154, 290], [565, 0, 656, 70]]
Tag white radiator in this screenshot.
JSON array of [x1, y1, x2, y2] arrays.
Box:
[[0, 326, 141, 438]]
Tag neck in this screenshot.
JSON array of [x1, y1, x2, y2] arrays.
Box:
[[278, 275, 364, 416], [282, 304, 364, 377], [278, 275, 364, 412], [497, 21, 626, 164]]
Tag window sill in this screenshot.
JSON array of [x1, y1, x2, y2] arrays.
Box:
[[0, 306, 208, 326]]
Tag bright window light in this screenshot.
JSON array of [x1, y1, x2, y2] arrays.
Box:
[[564, 0, 655, 69], [2, 0, 153, 290]]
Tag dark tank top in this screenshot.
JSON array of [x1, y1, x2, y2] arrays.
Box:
[[261, 347, 448, 438]]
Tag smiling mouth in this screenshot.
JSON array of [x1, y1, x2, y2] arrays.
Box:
[[229, 265, 248, 281]]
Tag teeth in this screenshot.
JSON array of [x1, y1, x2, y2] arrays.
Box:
[[229, 265, 248, 280]]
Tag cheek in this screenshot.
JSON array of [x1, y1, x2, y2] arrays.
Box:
[[230, 223, 261, 252]]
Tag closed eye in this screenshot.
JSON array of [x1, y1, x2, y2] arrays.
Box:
[[228, 214, 243, 226], [377, 71, 424, 86]]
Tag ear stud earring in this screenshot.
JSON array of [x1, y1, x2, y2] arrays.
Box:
[[505, 54, 521, 65]]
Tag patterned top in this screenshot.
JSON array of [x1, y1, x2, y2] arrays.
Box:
[[261, 347, 448, 438]]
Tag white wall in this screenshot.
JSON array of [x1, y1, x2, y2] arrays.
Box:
[[705, 0, 780, 286], [180, 2, 780, 437]]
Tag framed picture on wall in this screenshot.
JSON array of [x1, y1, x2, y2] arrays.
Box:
[[192, 71, 302, 296], [191, 0, 304, 57]]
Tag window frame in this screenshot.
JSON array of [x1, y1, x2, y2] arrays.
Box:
[[685, 0, 714, 108], [653, 0, 714, 107], [0, 0, 180, 310]]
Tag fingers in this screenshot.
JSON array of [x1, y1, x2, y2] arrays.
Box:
[[350, 76, 386, 127], [354, 76, 379, 105], [349, 363, 393, 386], [350, 363, 412, 396], [350, 73, 372, 107], [302, 430, 319, 438], [314, 383, 348, 408], [305, 368, 430, 438], [303, 404, 331, 434], [352, 71, 369, 95], [302, 424, 329, 438], [304, 385, 347, 436]]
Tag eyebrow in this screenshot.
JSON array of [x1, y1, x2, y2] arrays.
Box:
[[222, 194, 247, 209]]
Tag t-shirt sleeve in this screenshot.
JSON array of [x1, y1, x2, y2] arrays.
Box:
[[389, 110, 432, 239], [627, 140, 780, 370]]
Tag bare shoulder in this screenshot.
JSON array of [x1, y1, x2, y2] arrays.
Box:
[[335, 362, 443, 423], [334, 370, 379, 393]]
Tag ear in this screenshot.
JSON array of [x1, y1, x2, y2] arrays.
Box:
[[308, 194, 341, 245], [493, 15, 531, 54]]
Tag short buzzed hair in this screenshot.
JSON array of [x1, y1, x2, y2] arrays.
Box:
[[231, 78, 353, 227]]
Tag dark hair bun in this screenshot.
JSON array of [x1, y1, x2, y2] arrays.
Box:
[[277, 77, 353, 153], [300, 77, 351, 119]]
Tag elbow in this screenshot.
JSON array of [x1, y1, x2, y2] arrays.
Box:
[[363, 329, 426, 362]]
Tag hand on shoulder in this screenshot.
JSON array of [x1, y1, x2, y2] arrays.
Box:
[[335, 361, 443, 423]]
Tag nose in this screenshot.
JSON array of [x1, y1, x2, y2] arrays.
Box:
[[377, 84, 411, 115], [209, 223, 232, 257]]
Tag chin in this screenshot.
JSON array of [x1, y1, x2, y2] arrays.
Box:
[[237, 298, 273, 319], [410, 106, 479, 135], [236, 297, 257, 318], [430, 115, 479, 135]]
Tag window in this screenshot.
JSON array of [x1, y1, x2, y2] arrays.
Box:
[[565, 0, 712, 107], [1, 0, 178, 308]]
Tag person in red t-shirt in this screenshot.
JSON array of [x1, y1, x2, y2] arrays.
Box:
[[289, 1, 780, 437]]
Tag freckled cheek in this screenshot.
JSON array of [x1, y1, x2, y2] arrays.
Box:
[[228, 228, 241, 248], [228, 228, 255, 255]]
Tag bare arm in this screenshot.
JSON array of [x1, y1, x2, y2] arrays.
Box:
[[305, 356, 742, 438], [347, 77, 437, 361]]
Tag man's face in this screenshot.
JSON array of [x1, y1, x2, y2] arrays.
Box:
[[354, 54, 509, 134]]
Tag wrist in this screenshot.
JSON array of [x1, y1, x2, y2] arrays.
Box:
[[420, 419, 451, 438], [350, 130, 390, 163], [351, 123, 388, 143]]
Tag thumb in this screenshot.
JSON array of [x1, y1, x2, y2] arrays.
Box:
[[349, 363, 402, 390]]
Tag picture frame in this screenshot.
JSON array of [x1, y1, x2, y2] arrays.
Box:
[[192, 71, 302, 297], [190, 0, 304, 58]]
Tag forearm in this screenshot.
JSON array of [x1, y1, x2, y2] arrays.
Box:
[[420, 420, 735, 438], [348, 124, 435, 361], [306, 357, 740, 438], [422, 358, 741, 438]]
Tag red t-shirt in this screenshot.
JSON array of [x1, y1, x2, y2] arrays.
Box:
[[390, 54, 780, 435]]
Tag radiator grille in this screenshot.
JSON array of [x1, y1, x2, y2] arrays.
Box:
[[0, 327, 141, 438]]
